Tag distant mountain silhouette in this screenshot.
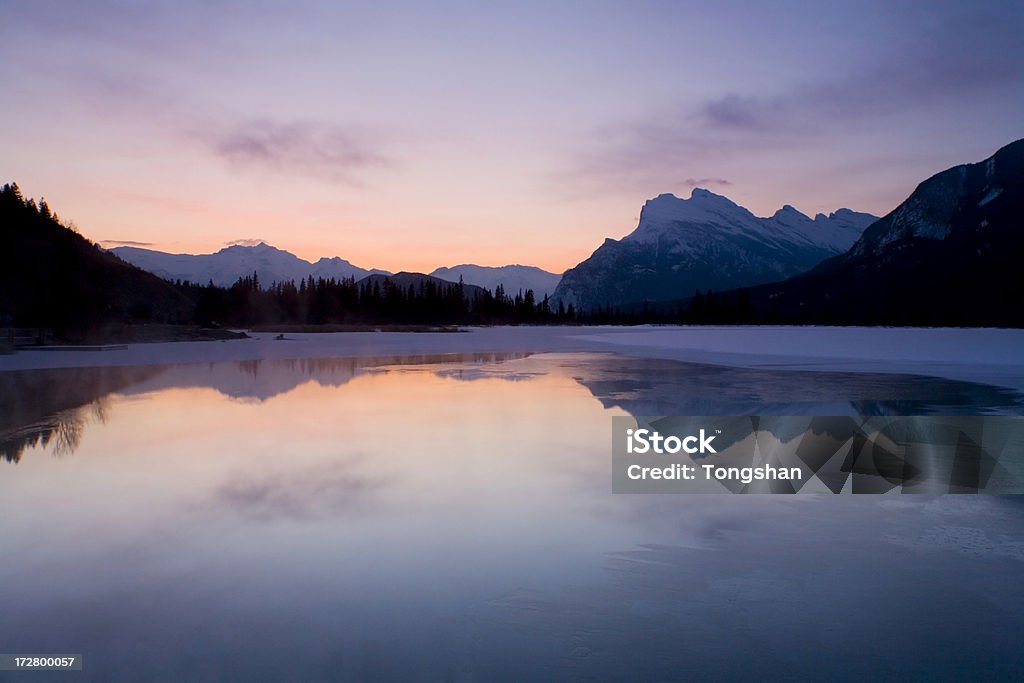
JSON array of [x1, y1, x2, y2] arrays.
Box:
[[743, 138, 1024, 326], [430, 264, 562, 299], [356, 272, 487, 300], [0, 183, 193, 333]]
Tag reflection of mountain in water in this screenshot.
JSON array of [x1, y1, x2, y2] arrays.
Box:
[[121, 353, 533, 402], [2, 351, 1020, 463], [0, 365, 164, 462], [565, 355, 1024, 417], [0, 353, 531, 461]]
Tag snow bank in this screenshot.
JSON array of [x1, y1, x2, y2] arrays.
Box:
[[572, 326, 1024, 391]]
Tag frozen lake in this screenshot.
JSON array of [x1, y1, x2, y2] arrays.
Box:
[[2, 330, 1024, 680], [3, 325, 1024, 391]]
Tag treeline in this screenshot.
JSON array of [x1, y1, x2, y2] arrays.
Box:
[[0, 181, 751, 330], [173, 274, 762, 327], [0, 180, 820, 331], [1, 182, 192, 332], [620, 289, 758, 325], [176, 274, 583, 326]]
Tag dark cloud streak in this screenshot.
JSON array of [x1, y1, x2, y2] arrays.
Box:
[[195, 120, 393, 185], [570, 4, 1024, 193], [684, 177, 732, 188], [101, 240, 154, 247]]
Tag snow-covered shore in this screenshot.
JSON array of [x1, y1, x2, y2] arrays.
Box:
[[571, 326, 1024, 391], [1, 325, 1023, 392]]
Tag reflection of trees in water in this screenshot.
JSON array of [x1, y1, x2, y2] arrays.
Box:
[[1, 402, 99, 462], [238, 359, 262, 378], [14, 351, 1007, 464], [48, 397, 109, 456], [0, 353, 533, 462], [51, 408, 86, 456], [0, 367, 160, 463]]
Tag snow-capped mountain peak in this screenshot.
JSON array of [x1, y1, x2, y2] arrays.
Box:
[[630, 189, 755, 242], [430, 264, 562, 298], [110, 243, 389, 287], [552, 190, 878, 310], [110, 243, 562, 296], [773, 204, 803, 218]]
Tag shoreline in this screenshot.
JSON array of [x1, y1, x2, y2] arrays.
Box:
[[1, 325, 1023, 393]]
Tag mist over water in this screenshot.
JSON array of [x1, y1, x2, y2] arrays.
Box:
[[2, 353, 1023, 680]]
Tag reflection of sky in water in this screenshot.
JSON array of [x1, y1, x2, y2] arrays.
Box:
[[1, 354, 1023, 681]]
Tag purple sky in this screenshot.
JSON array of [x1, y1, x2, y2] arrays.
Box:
[[3, 1, 1022, 272]]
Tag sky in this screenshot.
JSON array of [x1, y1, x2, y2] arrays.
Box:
[[3, 0, 1023, 274]]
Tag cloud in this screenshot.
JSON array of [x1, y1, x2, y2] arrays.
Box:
[[101, 239, 154, 247], [684, 177, 732, 188], [5, 15, 398, 190], [216, 459, 390, 520], [699, 95, 768, 131], [224, 238, 271, 248], [196, 120, 392, 185], [566, 4, 1024, 196]]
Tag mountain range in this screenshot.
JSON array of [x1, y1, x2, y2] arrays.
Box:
[[5, 138, 1022, 331], [552, 190, 877, 310], [429, 264, 562, 298], [113, 189, 879, 310], [111, 244, 562, 298], [110, 243, 390, 288], [740, 137, 1024, 326], [357, 272, 487, 300]]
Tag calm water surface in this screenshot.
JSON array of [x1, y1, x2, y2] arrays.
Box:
[[1, 353, 1023, 681]]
